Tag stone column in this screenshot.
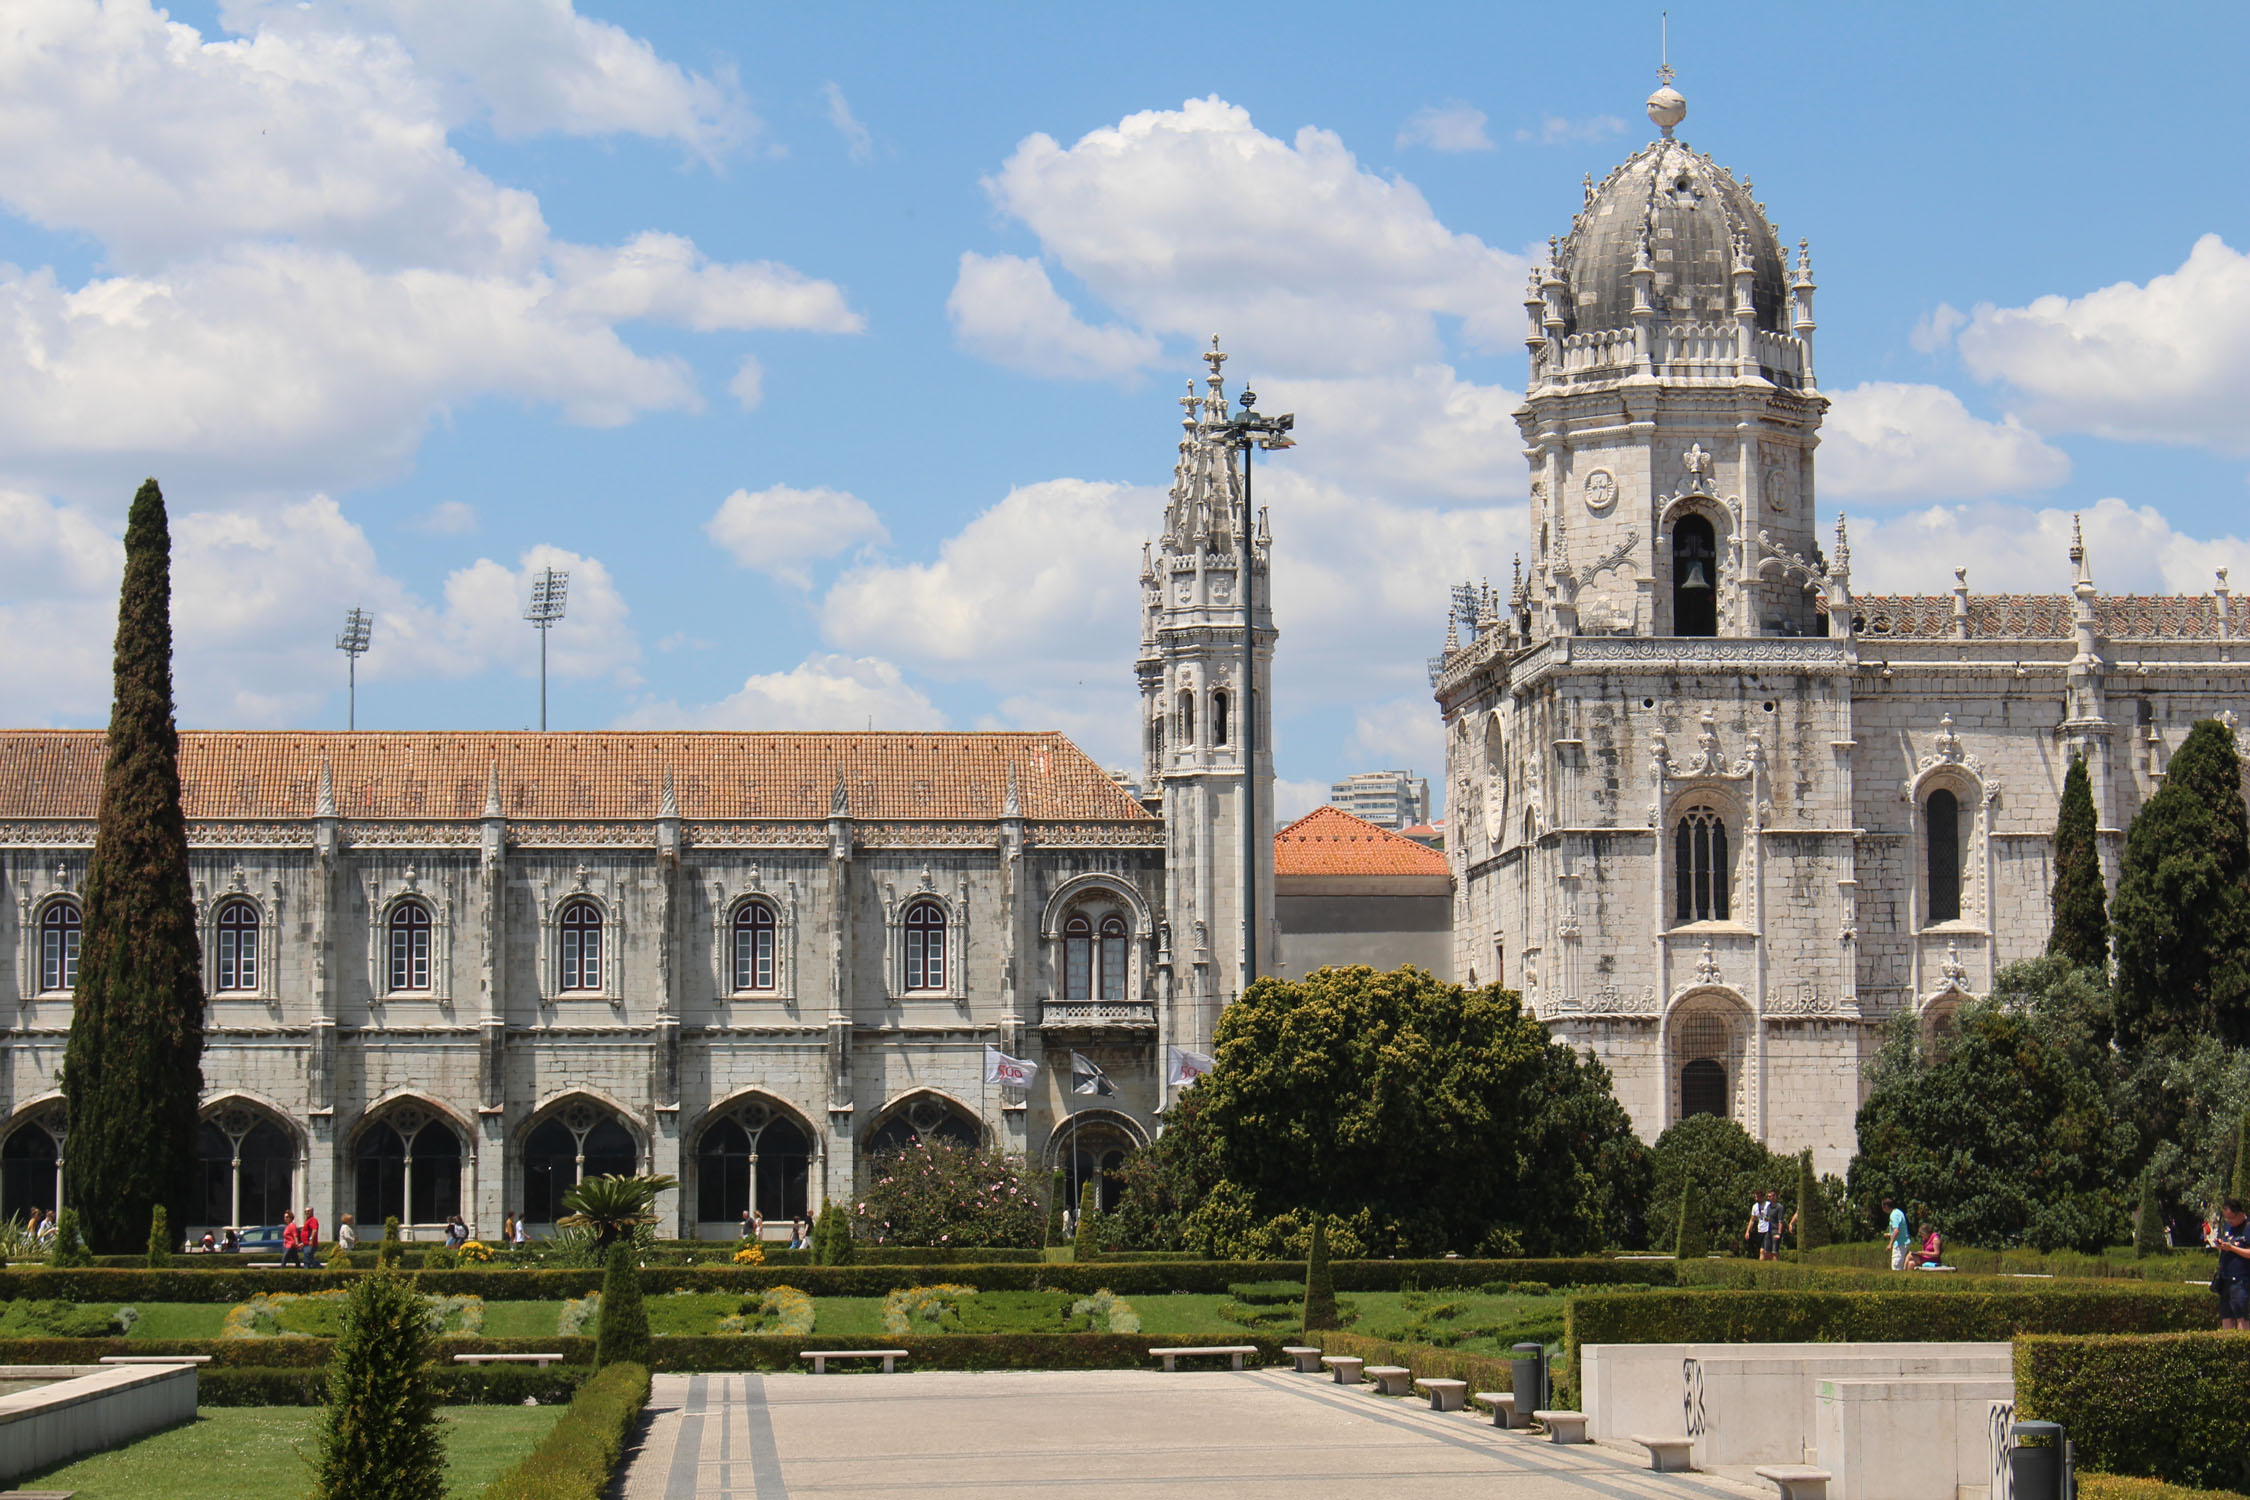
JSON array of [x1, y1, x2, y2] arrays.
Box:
[[476, 766, 508, 1237], [823, 787, 855, 1209]]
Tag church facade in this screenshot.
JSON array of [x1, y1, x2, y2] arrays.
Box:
[[1432, 78, 2250, 1173]]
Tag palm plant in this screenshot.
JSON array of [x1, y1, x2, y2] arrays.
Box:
[[556, 1173, 677, 1250]]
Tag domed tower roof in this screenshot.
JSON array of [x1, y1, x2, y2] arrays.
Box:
[[1559, 83, 1788, 336]]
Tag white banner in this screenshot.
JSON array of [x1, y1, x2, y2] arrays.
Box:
[[1166, 1046, 1214, 1087], [985, 1045, 1037, 1089]]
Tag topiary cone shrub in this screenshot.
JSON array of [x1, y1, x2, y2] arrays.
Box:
[[1795, 1149, 1827, 1249], [378, 1215, 403, 1268], [50, 1207, 93, 1268], [2134, 1178, 2166, 1259], [1673, 1181, 1708, 1259], [310, 1270, 446, 1500], [1073, 1180, 1099, 1262], [595, 1241, 650, 1368], [1045, 1168, 1066, 1249], [146, 1203, 171, 1268], [1302, 1213, 1340, 1332]]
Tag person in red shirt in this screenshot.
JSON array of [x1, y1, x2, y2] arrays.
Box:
[[280, 1210, 303, 1268], [301, 1206, 322, 1269]]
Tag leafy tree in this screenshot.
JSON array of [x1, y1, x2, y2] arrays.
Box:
[[60, 479, 206, 1253], [1513, 1038, 1652, 1253], [557, 1173, 676, 1252], [594, 1242, 650, 1368], [1303, 1214, 1339, 1332], [1107, 1093, 1226, 1251], [146, 1204, 170, 1268], [310, 1271, 445, 1500], [1650, 1115, 1791, 1254], [851, 1138, 1041, 1248], [2118, 1033, 2250, 1215], [2112, 720, 2250, 1049], [2048, 754, 2110, 973], [1848, 958, 2134, 1251], [1795, 1149, 1828, 1248], [1192, 966, 1562, 1255]]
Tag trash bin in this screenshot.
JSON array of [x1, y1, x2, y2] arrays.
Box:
[[1512, 1342, 1546, 1412], [2011, 1420, 2067, 1500]]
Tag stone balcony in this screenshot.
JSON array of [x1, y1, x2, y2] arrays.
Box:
[[1037, 999, 1156, 1030]]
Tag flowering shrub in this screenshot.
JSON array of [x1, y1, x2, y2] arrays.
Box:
[[718, 1285, 815, 1335], [852, 1138, 1044, 1248], [458, 1240, 494, 1264], [222, 1290, 484, 1338], [882, 1283, 976, 1335], [733, 1241, 766, 1266], [1069, 1290, 1141, 1334], [558, 1290, 601, 1337]]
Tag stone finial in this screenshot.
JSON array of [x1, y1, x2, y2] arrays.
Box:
[[659, 768, 677, 819], [316, 755, 336, 818], [483, 760, 503, 819], [1695, 940, 1722, 984], [1647, 81, 1687, 139], [830, 775, 850, 819], [1003, 761, 1021, 819]]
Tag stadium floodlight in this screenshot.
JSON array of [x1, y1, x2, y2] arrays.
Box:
[[335, 607, 373, 730], [524, 567, 570, 731]]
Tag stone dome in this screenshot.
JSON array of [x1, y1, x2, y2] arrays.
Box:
[[1561, 136, 1789, 337]]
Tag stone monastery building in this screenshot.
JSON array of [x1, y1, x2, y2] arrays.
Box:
[[1430, 75, 2250, 1172]]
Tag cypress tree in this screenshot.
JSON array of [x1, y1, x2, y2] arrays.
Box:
[[1073, 1180, 1099, 1262], [1044, 1168, 1066, 1249], [310, 1271, 445, 1500], [60, 479, 205, 1253], [2112, 721, 2250, 1048], [2133, 1177, 2165, 1259], [146, 1204, 171, 1268], [595, 1242, 650, 1367], [1302, 1214, 1339, 1333], [1673, 1181, 1707, 1258], [2047, 755, 2109, 971], [1794, 1149, 1827, 1250]]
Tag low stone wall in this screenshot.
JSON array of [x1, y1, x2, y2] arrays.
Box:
[[1814, 1377, 2013, 1500], [0, 1361, 199, 1484]]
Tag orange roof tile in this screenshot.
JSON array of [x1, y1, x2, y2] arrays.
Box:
[[1274, 804, 1450, 877], [0, 730, 1151, 823]]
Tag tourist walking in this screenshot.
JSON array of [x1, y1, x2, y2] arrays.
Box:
[[279, 1210, 303, 1268], [445, 1214, 468, 1249], [511, 1213, 528, 1250], [336, 1215, 357, 1255], [1883, 1197, 1910, 1270], [300, 1205, 321, 1268], [2210, 1198, 2250, 1330]]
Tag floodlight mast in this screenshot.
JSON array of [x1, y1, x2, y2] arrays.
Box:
[[524, 567, 570, 731], [335, 607, 373, 731]]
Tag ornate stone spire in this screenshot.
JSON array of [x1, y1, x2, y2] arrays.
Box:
[[1003, 761, 1020, 818], [659, 768, 677, 818], [484, 760, 503, 818], [316, 755, 335, 818]]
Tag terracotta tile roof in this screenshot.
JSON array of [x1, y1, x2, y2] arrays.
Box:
[[0, 730, 1152, 823], [1274, 805, 1451, 877], [1841, 593, 2244, 642]]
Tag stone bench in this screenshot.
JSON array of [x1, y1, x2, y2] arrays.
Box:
[[801, 1349, 909, 1375], [1320, 1355, 1364, 1385], [1282, 1345, 1323, 1374], [1631, 1434, 1694, 1472], [99, 1355, 213, 1366], [451, 1353, 564, 1367], [1532, 1409, 1588, 1444], [1148, 1345, 1257, 1372], [1473, 1391, 1525, 1429], [1365, 1365, 1414, 1397], [1755, 1465, 1832, 1500], [1415, 1377, 1468, 1412]]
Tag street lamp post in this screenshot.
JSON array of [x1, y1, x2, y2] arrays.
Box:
[[335, 607, 373, 731], [524, 567, 570, 731], [1210, 388, 1294, 994]]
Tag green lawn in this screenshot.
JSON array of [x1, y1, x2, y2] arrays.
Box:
[[126, 1303, 231, 1339], [480, 1300, 563, 1338], [15, 1405, 563, 1499]]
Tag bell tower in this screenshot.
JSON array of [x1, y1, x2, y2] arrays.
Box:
[[1136, 339, 1276, 1059]]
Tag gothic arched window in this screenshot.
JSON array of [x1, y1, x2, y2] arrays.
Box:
[[39, 900, 80, 992], [1674, 804, 1731, 923], [695, 1110, 812, 1224], [387, 901, 432, 992], [904, 900, 947, 991], [1064, 914, 1094, 1000], [733, 902, 777, 991], [1672, 514, 1718, 637], [197, 1116, 293, 1228], [1100, 915, 1128, 1001], [1926, 788, 1962, 924], [214, 899, 260, 993], [1212, 690, 1230, 747], [354, 1111, 461, 1226], [558, 898, 603, 991], [1680, 1058, 1728, 1117], [0, 1118, 61, 1220], [525, 1111, 636, 1224], [1177, 689, 1195, 747]]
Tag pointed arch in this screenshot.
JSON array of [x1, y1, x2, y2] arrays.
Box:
[[691, 1091, 819, 1229], [862, 1089, 985, 1156]]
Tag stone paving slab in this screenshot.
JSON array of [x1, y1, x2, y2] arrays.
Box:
[[618, 1369, 1775, 1500]]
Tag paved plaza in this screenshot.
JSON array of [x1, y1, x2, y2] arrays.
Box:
[[618, 1368, 1774, 1499]]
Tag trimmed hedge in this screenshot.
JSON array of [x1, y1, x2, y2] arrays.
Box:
[[1562, 1286, 2210, 1405], [1798, 1242, 2210, 1282], [479, 1361, 651, 1500], [199, 1363, 588, 1407], [2079, 1475, 2250, 1500], [2016, 1333, 2250, 1491], [1319, 1330, 1520, 1392], [0, 1336, 598, 1368]]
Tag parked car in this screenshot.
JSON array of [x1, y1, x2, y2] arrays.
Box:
[[235, 1224, 287, 1254]]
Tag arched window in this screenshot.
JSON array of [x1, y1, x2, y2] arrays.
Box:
[[695, 1109, 812, 1225], [1100, 915, 1128, 1002], [1063, 911, 1132, 1001], [387, 901, 432, 992], [354, 1111, 461, 1227], [1674, 805, 1731, 922], [1053, 1118, 1140, 1215], [524, 1107, 638, 1224], [197, 1116, 293, 1228], [1674, 1010, 1734, 1121], [1, 1119, 61, 1220], [39, 900, 80, 992], [733, 902, 777, 992], [1064, 914, 1094, 1000], [559, 899, 603, 991], [1212, 690, 1231, 747], [1177, 689, 1195, 747], [865, 1097, 980, 1157], [1680, 1059, 1728, 1117], [214, 899, 260, 993], [904, 900, 946, 992], [1926, 788, 1962, 924], [1672, 514, 1718, 637]]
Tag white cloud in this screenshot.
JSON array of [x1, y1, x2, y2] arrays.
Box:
[[0, 488, 121, 722], [1513, 114, 1627, 146], [706, 485, 890, 589], [1910, 303, 1966, 355], [728, 356, 765, 411], [410, 500, 478, 535], [549, 233, 862, 334], [946, 254, 1160, 382], [1347, 696, 1445, 770], [1273, 778, 1331, 822], [1248, 365, 1526, 503], [978, 96, 1528, 375], [1396, 103, 1493, 153], [1844, 495, 2247, 597], [1954, 235, 2250, 454], [429, 543, 640, 688], [619, 654, 945, 731], [1819, 382, 2071, 502], [822, 81, 873, 163]]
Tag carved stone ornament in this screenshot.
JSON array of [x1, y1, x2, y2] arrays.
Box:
[[1682, 443, 1715, 491], [1769, 981, 1849, 1018], [1695, 941, 1723, 985], [1939, 942, 1970, 988], [1583, 468, 1617, 514], [1564, 982, 1658, 1016]]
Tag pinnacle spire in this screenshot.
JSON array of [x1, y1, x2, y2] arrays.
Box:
[[484, 759, 502, 818], [316, 755, 335, 818]]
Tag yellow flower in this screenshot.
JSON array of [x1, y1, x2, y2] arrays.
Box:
[[733, 1241, 767, 1265]]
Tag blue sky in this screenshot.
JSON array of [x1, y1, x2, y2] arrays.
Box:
[[3, 1, 2246, 817]]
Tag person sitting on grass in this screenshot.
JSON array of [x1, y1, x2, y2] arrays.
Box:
[[1907, 1222, 1943, 1268]]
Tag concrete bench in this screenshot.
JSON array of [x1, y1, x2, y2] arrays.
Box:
[[1149, 1345, 1257, 1372], [1320, 1355, 1365, 1385], [246, 1261, 283, 1268], [1755, 1465, 1832, 1500], [1631, 1434, 1694, 1472], [1415, 1377, 1468, 1412], [1282, 1345, 1323, 1374], [99, 1355, 213, 1366], [1473, 1391, 1525, 1429], [801, 1349, 909, 1375], [1532, 1409, 1588, 1444], [451, 1353, 564, 1367], [1365, 1365, 1414, 1397]]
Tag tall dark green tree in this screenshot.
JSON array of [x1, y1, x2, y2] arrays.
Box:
[[2111, 720, 2250, 1049], [2047, 754, 2109, 972], [61, 479, 205, 1253]]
